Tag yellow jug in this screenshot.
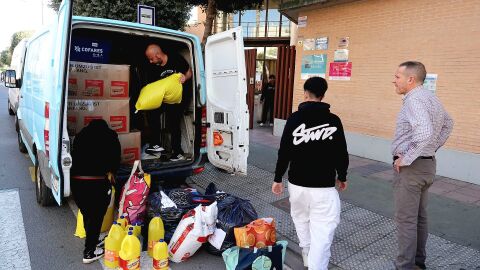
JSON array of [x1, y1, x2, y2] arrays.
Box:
[[117, 214, 129, 230], [147, 216, 165, 257], [104, 221, 126, 269], [152, 239, 169, 270], [119, 231, 141, 270]]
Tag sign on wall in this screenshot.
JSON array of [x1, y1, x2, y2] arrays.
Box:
[[303, 38, 315, 51], [137, 5, 155, 26], [301, 54, 327, 79], [315, 37, 328, 50], [329, 62, 352, 81], [423, 74, 438, 93], [298, 16, 307, 28]]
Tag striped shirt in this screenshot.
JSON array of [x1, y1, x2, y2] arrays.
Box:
[[391, 85, 454, 166]]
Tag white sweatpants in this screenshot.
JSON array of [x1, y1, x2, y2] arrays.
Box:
[[288, 182, 341, 270]]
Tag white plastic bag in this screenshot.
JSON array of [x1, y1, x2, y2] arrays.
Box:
[[168, 201, 218, 262]]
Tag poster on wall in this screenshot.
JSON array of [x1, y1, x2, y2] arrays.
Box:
[[315, 37, 328, 50], [301, 54, 328, 79], [334, 49, 349, 62], [298, 16, 307, 27], [423, 74, 438, 93], [303, 38, 315, 51], [329, 62, 352, 81]]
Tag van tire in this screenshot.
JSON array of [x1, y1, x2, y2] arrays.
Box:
[[8, 100, 14, 115], [35, 162, 55, 206]]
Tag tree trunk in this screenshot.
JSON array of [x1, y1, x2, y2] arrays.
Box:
[[201, 0, 217, 45]]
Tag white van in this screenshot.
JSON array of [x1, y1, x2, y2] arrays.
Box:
[[7, 38, 28, 116], [4, 0, 249, 206]]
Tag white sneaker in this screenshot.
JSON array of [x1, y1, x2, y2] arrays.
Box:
[[146, 144, 164, 154], [259, 123, 265, 126], [170, 153, 186, 161], [269, 123, 274, 127], [302, 248, 309, 267]]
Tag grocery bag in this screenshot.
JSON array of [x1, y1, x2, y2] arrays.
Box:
[[74, 187, 115, 238], [234, 218, 276, 248], [118, 160, 151, 224], [222, 240, 288, 270], [206, 195, 258, 255], [168, 201, 218, 263], [135, 73, 182, 112]]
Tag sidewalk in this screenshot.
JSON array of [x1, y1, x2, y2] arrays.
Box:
[[190, 127, 480, 270]]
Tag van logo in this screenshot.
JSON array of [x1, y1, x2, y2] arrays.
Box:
[[92, 42, 98, 47], [292, 123, 337, 145]]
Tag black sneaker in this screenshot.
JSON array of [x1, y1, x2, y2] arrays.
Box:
[[83, 248, 104, 264], [170, 153, 186, 161], [146, 145, 164, 155]]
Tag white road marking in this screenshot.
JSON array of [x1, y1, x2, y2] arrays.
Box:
[[0, 189, 32, 270]]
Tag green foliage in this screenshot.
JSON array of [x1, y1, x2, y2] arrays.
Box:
[[49, 0, 192, 30], [0, 49, 11, 67], [187, 0, 263, 13], [9, 31, 33, 53]]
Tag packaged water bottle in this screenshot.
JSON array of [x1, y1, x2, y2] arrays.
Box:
[[104, 221, 126, 269], [152, 239, 169, 270], [147, 216, 165, 257], [119, 231, 141, 270]]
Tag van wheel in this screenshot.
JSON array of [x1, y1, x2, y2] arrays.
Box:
[[8, 100, 14, 115], [35, 163, 55, 206], [17, 130, 27, 153]]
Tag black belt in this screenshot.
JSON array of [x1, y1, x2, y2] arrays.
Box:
[[393, 155, 433, 161]]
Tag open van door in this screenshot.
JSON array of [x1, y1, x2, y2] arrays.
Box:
[[205, 27, 249, 175], [47, 0, 73, 204]]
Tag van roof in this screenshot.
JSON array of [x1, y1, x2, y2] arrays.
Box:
[[72, 16, 200, 44]]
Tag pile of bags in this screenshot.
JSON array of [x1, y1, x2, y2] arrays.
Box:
[[74, 160, 289, 269]]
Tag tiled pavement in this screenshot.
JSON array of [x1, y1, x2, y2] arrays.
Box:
[[250, 127, 480, 207], [188, 127, 480, 269]]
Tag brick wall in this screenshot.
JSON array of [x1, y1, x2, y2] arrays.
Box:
[[293, 0, 480, 153]]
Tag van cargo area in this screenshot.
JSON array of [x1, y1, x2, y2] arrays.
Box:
[[67, 25, 200, 179]]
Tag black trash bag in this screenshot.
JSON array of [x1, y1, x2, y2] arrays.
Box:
[[146, 191, 162, 219], [205, 182, 228, 202], [206, 195, 258, 255], [160, 207, 184, 243]]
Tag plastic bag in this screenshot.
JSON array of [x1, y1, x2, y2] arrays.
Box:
[[75, 187, 115, 238], [135, 73, 182, 112], [222, 240, 288, 270], [206, 195, 258, 255], [118, 160, 151, 224], [234, 218, 276, 248], [168, 202, 218, 263]]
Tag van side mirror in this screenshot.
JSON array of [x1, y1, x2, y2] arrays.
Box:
[[4, 70, 17, 88]]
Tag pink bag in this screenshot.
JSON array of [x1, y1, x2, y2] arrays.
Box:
[[118, 160, 151, 224]]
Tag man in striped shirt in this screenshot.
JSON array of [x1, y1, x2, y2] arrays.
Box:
[[391, 61, 453, 270]]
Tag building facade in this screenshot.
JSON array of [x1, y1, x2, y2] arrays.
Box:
[[279, 0, 480, 184]]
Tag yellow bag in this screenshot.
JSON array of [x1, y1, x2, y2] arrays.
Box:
[[74, 187, 115, 238], [135, 73, 183, 112]]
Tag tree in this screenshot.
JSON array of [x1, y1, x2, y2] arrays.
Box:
[[186, 0, 263, 44], [9, 31, 33, 53], [49, 0, 192, 30], [0, 49, 11, 67]]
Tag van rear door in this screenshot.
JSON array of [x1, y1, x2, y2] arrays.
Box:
[[205, 27, 249, 175], [48, 0, 73, 204]]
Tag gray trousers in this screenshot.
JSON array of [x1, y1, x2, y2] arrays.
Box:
[[393, 158, 436, 270]]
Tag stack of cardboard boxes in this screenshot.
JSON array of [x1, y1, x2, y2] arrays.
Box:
[[67, 61, 141, 164]]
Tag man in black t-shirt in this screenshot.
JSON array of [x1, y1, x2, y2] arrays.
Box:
[[260, 74, 276, 126], [144, 44, 193, 161]]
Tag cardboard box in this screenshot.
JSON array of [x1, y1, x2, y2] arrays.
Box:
[[118, 131, 141, 164], [67, 99, 130, 134], [68, 61, 130, 99]]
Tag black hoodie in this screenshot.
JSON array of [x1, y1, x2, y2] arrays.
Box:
[[274, 101, 349, 187], [71, 119, 121, 177]]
